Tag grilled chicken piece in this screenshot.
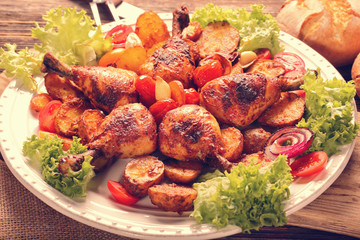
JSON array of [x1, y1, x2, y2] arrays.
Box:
[[242, 127, 272, 154], [158, 104, 222, 161], [200, 73, 281, 127], [41, 52, 138, 113], [220, 127, 243, 162], [89, 103, 157, 159], [172, 5, 190, 36], [138, 36, 199, 88]]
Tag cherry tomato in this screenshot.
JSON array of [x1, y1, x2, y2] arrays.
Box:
[[255, 48, 271, 60], [30, 93, 53, 112], [290, 151, 328, 177], [107, 180, 139, 206], [149, 99, 178, 124], [98, 48, 125, 67], [38, 100, 62, 133], [193, 60, 223, 88], [184, 88, 200, 105], [105, 24, 134, 47], [274, 52, 306, 75], [135, 75, 156, 107]]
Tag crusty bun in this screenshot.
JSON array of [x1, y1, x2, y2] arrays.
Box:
[[276, 0, 360, 67], [351, 52, 360, 97]]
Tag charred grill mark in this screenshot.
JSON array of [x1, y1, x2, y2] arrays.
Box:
[[172, 119, 203, 144], [153, 48, 180, 69], [163, 37, 192, 63]]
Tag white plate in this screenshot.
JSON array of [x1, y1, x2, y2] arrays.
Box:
[[0, 13, 357, 239]]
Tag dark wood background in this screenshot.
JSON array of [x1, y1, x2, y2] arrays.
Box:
[[0, 0, 359, 239]]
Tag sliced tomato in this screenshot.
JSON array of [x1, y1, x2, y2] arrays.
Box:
[[273, 52, 306, 75], [290, 151, 328, 177], [255, 48, 271, 60], [107, 180, 139, 206], [149, 99, 178, 124], [30, 93, 53, 112], [98, 48, 125, 67], [193, 59, 223, 88], [135, 75, 156, 107], [184, 88, 200, 105], [105, 24, 134, 47], [38, 100, 62, 133]]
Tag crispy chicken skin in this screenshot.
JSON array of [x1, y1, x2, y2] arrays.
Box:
[[88, 103, 157, 159], [200, 73, 281, 127], [138, 36, 199, 88], [41, 52, 138, 113], [159, 104, 222, 161]]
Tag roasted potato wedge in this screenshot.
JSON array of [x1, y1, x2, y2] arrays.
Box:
[[242, 127, 271, 154], [54, 98, 92, 138], [135, 11, 170, 49], [220, 127, 243, 162], [181, 21, 203, 41], [116, 46, 147, 73], [164, 159, 203, 184], [258, 92, 305, 128], [123, 156, 164, 198], [196, 21, 240, 58], [148, 183, 197, 213], [44, 73, 84, 102], [247, 59, 285, 78], [78, 109, 105, 144]]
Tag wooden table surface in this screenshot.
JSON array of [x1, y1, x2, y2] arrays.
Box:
[[0, 0, 359, 239]]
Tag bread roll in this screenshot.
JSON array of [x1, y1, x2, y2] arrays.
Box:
[[351, 52, 360, 97], [276, 0, 360, 67]]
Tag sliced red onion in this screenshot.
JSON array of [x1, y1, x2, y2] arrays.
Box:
[[264, 126, 313, 160]]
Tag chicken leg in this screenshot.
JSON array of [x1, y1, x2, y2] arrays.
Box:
[[41, 52, 138, 113]]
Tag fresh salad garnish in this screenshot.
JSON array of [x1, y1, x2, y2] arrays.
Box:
[[23, 135, 95, 198], [297, 69, 359, 156], [191, 155, 292, 232], [190, 3, 283, 55], [0, 7, 112, 92]]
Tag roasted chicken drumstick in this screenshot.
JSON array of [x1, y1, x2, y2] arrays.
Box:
[[41, 52, 138, 113], [200, 73, 281, 127]]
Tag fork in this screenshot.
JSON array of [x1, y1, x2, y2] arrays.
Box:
[[89, 0, 121, 26]]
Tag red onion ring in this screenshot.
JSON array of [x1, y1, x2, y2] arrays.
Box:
[[264, 126, 313, 160]]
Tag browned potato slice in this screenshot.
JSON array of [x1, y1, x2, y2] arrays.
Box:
[[44, 73, 84, 102], [78, 109, 105, 144], [242, 127, 271, 154], [148, 183, 197, 212], [135, 11, 170, 49], [123, 156, 164, 198], [220, 127, 243, 162], [54, 98, 92, 138], [247, 59, 285, 78], [196, 21, 240, 58], [164, 159, 203, 184], [258, 92, 305, 128]]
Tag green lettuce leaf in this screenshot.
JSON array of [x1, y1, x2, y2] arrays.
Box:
[[190, 3, 283, 55], [297, 69, 359, 156], [0, 7, 112, 92], [23, 135, 95, 198], [191, 155, 292, 232]]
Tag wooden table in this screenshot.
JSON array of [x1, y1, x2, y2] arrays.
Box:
[[0, 0, 359, 239]]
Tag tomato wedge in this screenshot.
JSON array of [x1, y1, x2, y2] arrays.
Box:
[[290, 151, 328, 177], [255, 48, 271, 60], [273, 52, 306, 75], [184, 88, 200, 105], [105, 24, 134, 48], [107, 180, 139, 206], [193, 59, 223, 88], [38, 100, 62, 133]]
